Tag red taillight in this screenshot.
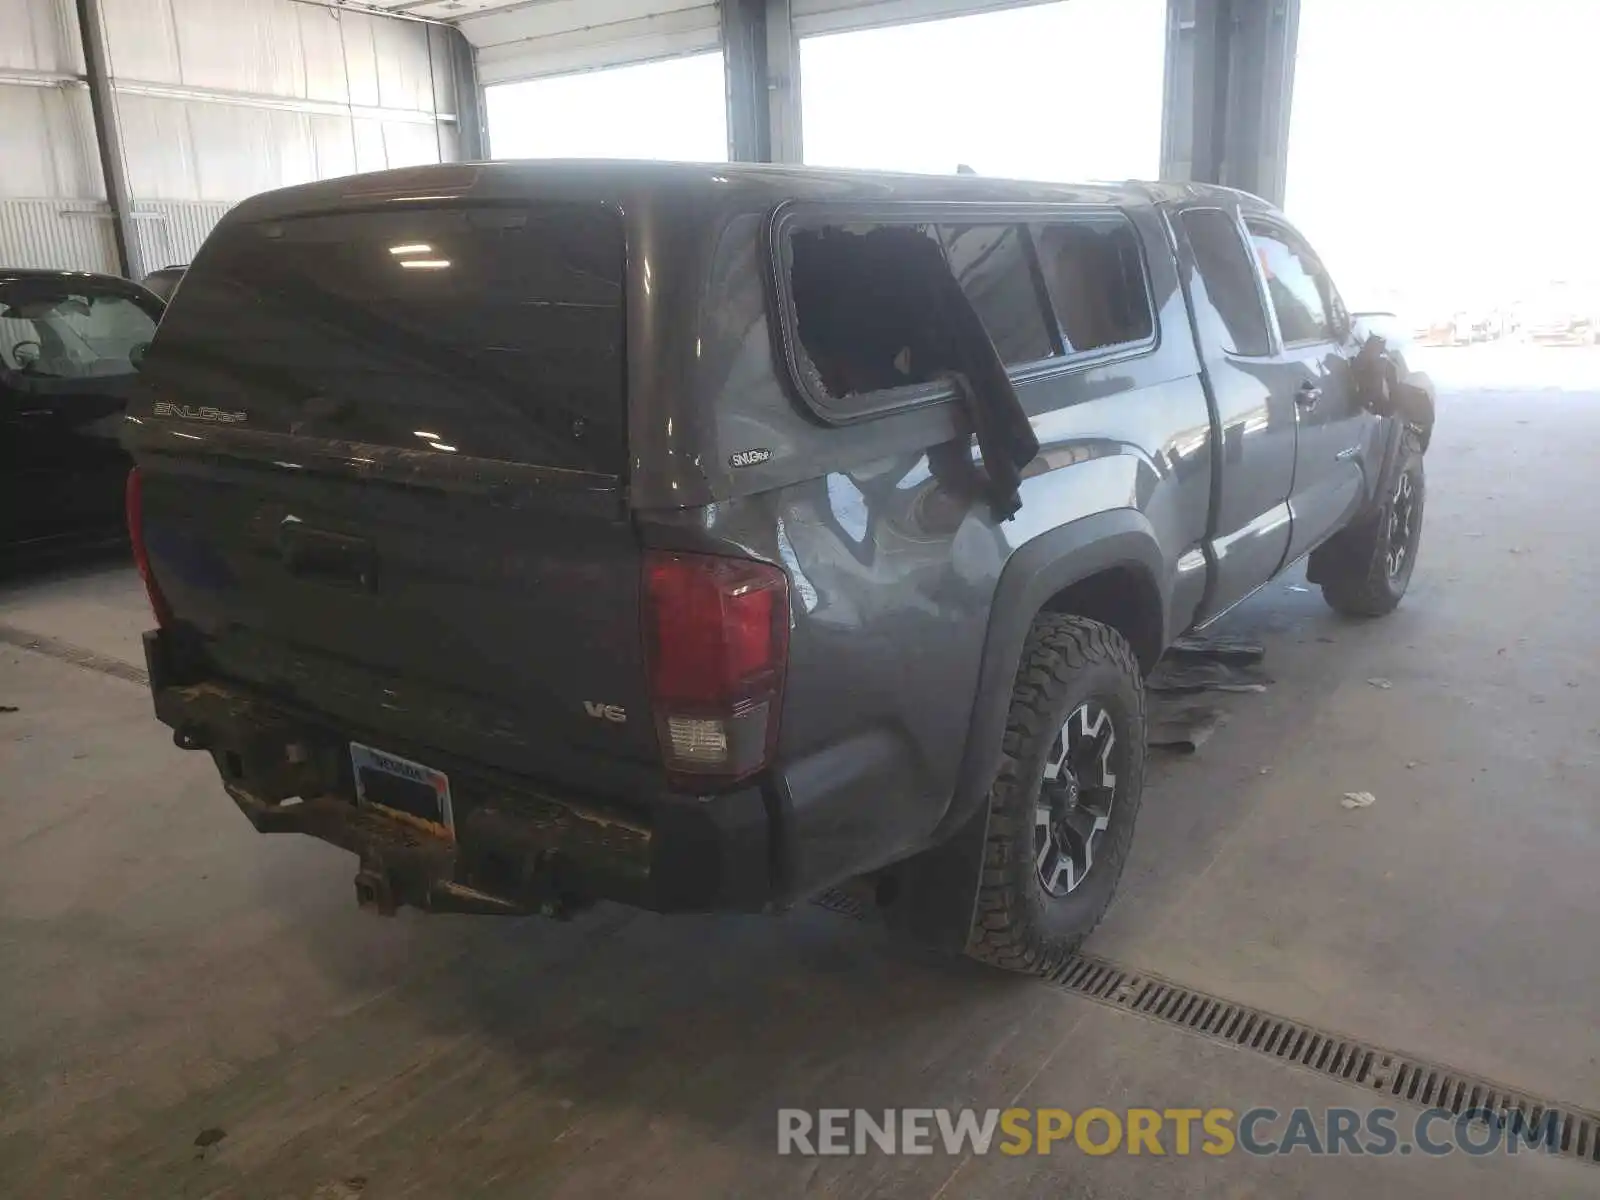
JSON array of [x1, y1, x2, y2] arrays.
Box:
[[643, 550, 789, 784], [125, 467, 172, 628]]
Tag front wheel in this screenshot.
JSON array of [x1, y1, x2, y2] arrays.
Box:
[[1320, 446, 1426, 617], [965, 614, 1147, 974]]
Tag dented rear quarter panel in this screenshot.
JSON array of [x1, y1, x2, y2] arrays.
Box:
[[631, 181, 1214, 895]]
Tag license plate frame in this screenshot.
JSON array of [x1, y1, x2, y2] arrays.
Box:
[[350, 741, 455, 841]]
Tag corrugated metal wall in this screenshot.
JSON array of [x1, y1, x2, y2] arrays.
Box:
[[1, 0, 460, 276], [0, 0, 111, 270]]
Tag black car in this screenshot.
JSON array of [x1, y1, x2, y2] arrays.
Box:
[[128, 163, 1435, 972], [1, 270, 164, 556]]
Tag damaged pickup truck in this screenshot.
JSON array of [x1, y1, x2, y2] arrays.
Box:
[[125, 163, 1435, 972]]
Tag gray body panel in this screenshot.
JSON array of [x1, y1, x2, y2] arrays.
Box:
[[126, 162, 1415, 908]]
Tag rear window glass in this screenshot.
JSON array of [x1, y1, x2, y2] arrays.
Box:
[[144, 203, 625, 473], [1032, 216, 1154, 354]]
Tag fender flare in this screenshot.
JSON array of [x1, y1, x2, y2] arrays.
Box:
[[882, 508, 1169, 950]]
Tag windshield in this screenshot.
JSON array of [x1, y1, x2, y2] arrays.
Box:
[[0, 285, 159, 379]]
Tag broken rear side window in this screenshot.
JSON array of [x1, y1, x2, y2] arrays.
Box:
[[786, 220, 1059, 413], [787, 224, 950, 405], [784, 212, 1155, 416]]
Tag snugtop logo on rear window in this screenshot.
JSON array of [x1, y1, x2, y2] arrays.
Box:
[[153, 401, 248, 423]]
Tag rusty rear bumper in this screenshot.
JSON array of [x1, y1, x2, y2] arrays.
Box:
[[144, 631, 776, 917]]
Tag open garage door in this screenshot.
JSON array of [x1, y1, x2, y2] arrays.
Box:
[[1286, 0, 1600, 328], [449, 0, 722, 85], [799, 0, 1165, 180], [485, 52, 728, 160]]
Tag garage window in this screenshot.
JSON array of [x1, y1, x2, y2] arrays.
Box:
[[1032, 215, 1154, 355]]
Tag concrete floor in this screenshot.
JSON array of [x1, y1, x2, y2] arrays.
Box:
[[3, 345, 1598, 1198]]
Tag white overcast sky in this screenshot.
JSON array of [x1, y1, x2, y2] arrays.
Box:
[[485, 0, 1600, 307]]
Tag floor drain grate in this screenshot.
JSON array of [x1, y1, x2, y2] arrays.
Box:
[[806, 896, 1599, 1166], [0, 624, 149, 686], [1044, 954, 1600, 1167], [811, 886, 871, 921]]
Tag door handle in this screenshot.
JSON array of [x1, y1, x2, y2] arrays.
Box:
[[279, 520, 378, 592], [1295, 383, 1322, 411]]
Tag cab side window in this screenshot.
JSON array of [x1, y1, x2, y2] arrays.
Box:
[[1180, 208, 1273, 357], [1245, 220, 1333, 346]]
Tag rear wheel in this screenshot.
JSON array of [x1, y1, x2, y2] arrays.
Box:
[[1320, 447, 1426, 618], [965, 614, 1146, 974]]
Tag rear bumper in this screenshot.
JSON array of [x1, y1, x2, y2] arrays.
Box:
[[144, 630, 775, 917]]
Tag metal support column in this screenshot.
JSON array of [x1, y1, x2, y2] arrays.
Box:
[[722, 0, 803, 163], [75, 0, 142, 279], [1160, 0, 1300, 206], [443, 25, 487, 161]]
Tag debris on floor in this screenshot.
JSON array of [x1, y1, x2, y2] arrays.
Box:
[[1167, 635, 1265, 665], [1148, 704, 1225, 753], [1366, 678, 1393, 689], [1149, 639, 1270, 695], [193, 1127, 227, 1149], [0, 704, 17, 714], [1341, 791, 1377, 809], [1147, 635, 1271, 753]]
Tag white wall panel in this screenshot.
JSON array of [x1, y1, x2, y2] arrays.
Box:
[[132, 199, 233, 268], [0, 199, 118, 271], [163, 0, 308, 94], [0, 84, 102, 198], [0, 0, 82, 73], [463, 0, 720, 85], [368, 12, 436, 112], [791, 0, 1060, 36], [115, 92, 197, 199], [6, 0, 460, 272], [296, 4, 350, 105], [381, 120, 442, 170], [308, 112, 359, 180], [99, 0, 183, 83], [351, 116, 390, 175]]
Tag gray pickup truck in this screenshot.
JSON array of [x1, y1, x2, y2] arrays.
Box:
[[126, 162, 1434, 973]]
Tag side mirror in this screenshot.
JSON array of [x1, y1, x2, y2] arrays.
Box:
[[129, 342, 149, 370]]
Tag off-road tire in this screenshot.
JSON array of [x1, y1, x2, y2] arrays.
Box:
[[1320, 445, 1426, 618], [965, 614, 1147, 974]]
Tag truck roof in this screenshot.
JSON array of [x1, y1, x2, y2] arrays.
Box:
[[228, 159, 1273, 224]]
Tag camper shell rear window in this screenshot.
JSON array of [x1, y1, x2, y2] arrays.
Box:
[[143, 201, 626, 475]]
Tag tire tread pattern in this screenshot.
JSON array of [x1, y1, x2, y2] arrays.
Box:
[[966, 613, 1146, 975]]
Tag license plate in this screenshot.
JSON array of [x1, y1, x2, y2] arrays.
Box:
[[350, 742, 454, 840]]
